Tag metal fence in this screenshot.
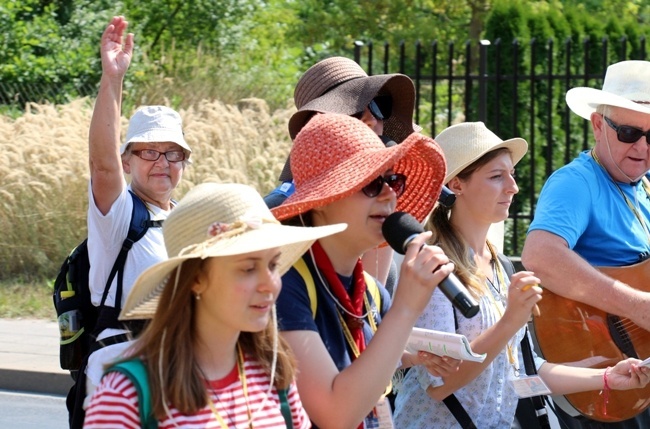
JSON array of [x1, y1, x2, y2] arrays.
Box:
[[353, 36, 648, 255]]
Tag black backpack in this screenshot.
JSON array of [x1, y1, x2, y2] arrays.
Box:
[[52, 190, 160, 371]]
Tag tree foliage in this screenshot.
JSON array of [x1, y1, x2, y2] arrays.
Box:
[[0, 0, 647, 110]]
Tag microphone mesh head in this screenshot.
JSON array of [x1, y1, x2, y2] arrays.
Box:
[[382, 211, 424, 254]]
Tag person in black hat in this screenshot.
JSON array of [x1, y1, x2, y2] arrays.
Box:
[[266, 56, 419, 289]]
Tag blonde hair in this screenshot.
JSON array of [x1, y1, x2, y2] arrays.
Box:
[[425, 147, 512, 298], [122, 258, 296, 420]]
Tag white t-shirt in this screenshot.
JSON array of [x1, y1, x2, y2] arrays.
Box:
[[87, 181, 169, 309], [85, 181, 171, 398]]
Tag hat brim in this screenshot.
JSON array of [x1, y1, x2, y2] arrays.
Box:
[[119, 222, 346, 320], [119, 129, 192, 155], [272, 132, 446, 224], [444, 137, 528, 184], [566, 87, 650, 120]]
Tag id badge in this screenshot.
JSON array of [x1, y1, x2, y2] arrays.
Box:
[[364, 397, 394, 429], [510, 375, 552, 398]]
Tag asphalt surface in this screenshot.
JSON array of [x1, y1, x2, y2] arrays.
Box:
[[0, 318, 73, 396]]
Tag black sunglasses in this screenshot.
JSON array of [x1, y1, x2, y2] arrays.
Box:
[[361, 173, 407, 198], [353, 98, 389, 121], [603, 116, 650, 144]]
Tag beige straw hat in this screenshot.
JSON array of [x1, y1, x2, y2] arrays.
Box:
[[434, 122, 528, 184], [272, 113, 446, 223], [280, 56, 418, 182], [566, 60, 650, 120], [120, 182, 346, 320]]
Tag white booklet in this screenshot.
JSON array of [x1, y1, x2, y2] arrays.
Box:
[[406, 327, 487, 362]]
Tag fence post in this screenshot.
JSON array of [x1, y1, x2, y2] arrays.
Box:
[[354, 41, 364, 64], [478, 40, 490, 123]]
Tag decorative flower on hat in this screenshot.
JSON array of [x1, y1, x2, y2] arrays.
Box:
[[178, 212, 279, 258]]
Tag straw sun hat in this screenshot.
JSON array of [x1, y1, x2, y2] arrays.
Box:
[[280, 56, 418, 182], [120, 182, 346, 320], [434, 122, 528, 184], [566, 60, 650, 120], [272, 113, 446, 224]]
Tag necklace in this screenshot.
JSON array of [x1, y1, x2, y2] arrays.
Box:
[[591, 149, 650, 243], [484, 241, 520, 377], [308, 247, 371, 320], [485, 242, 508, 302], [205, 344, 253, 429]]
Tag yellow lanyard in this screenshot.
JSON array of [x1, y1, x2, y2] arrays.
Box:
[[206, 345, 253, 429], [337, 293, 377, 358], [592, 149, 650, 243], [486, 242, 519, 376], [337, 292, 391, 396]]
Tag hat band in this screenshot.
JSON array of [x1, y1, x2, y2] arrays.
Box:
[[178, 215, 279, 258]]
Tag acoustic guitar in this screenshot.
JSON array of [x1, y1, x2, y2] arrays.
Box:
[[531, 258, 650, 422]]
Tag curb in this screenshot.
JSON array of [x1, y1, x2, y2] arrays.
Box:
[[0, 369, 72, 396]]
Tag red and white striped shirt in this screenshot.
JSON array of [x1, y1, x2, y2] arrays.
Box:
[[83, 353, 310, 429]]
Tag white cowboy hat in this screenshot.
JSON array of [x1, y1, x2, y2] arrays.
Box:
[[566, 60, 650, 120], [434, 122, 528, 184], [120, 182, 346, 320]]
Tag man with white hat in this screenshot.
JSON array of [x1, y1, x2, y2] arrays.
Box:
[[522, 60, 650, 428], [67, 16, 192, 428]]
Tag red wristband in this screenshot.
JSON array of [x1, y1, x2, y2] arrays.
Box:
[[601, 366, 611, 416]]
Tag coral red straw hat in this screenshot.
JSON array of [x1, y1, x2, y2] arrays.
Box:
[[271, 113, 446, 223]]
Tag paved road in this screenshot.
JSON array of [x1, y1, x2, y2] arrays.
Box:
[[0, 390, 68, 429]]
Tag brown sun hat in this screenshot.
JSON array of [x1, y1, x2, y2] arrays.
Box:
[[272, 113, 446, 224], [279, 56, 418, 182]]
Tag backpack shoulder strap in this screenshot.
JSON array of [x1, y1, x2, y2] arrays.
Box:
[[292, 258, 317, 318], [292, 258, 382, 321], [107, 358, 157, 429], [100, 191, 161, 308], [277, 388, 293, 429], [496, 253, 516, 280]]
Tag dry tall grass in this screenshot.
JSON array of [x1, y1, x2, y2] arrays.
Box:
[[0, 98, 295, 280]]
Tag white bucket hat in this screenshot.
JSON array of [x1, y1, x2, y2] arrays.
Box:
[[434, 122, 528, 183], [566, 60, 650, 120], [119, 105, 192, 154], [120, 182, 346, 320]]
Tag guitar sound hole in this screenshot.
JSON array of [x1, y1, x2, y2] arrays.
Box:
[[607, 314, 638, 358]]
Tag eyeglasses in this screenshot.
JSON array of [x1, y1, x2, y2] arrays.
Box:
[[131, 149, 186, 162], [353, 99, 387, 121], [361, 173, 407, 198], [603, 116, 650, 144]]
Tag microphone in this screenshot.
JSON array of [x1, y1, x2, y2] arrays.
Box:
[[382, 212, 480, 318], [438, 185, 456, 208]]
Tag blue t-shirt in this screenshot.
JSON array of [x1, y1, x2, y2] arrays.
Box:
[[529, 151, 650, 266], [277, 253, 391, 371]]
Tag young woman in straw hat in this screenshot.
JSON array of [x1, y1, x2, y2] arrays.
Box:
[[271, 112, 460, 428], [392, 122, 650, 428], [83, 182, 345, 428]]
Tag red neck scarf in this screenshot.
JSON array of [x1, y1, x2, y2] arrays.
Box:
[[311, 241, 368, 355]]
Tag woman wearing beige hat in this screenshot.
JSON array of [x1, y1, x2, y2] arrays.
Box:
[[392, 122, 650, 428], [83, 182, 345, 428], [271, 112, 460, 428]]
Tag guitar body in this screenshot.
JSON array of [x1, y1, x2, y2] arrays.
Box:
[[532, 258, 650, 422]]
